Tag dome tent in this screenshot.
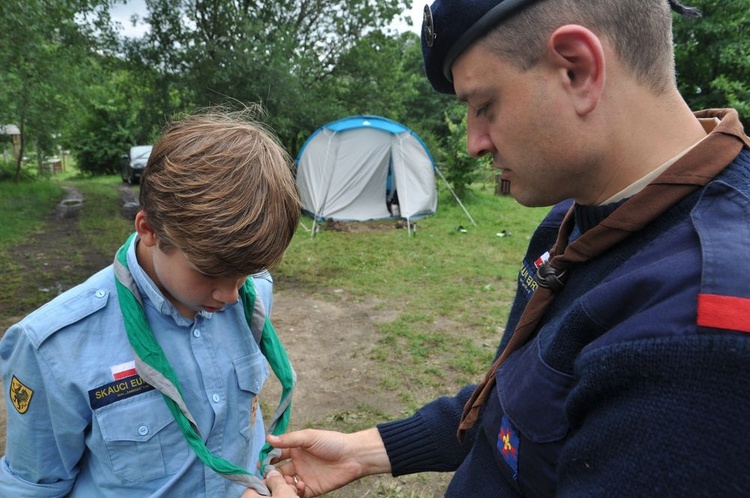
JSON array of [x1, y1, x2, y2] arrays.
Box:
[[295, 116, 438, 233]]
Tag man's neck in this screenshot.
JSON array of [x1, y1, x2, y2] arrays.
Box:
[[584, 89, 708, 206]]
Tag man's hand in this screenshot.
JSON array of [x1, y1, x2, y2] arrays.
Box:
[[266, 428, 391, 497]]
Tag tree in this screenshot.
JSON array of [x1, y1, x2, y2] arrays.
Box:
[[673, 0, 750, 125], [439, 109, 492, 198], [0, 0, 117, 181], [66, 57, 162, 176], [128, 0, 408, 151]]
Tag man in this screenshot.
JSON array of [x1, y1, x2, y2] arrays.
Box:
[[257, 0, 750, 496]]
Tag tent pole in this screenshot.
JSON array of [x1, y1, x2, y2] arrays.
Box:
[[434, 165, 477, 226], [311, 219, 318, 238]]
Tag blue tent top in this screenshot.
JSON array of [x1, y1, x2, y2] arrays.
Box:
[[324, 115, 409, 134], [298, 115, 436, 166]]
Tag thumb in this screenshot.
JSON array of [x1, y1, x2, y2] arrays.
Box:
[[267, 429, 313, 449]]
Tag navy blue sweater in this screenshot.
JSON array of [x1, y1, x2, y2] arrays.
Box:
[[378, 117, 750, 496]]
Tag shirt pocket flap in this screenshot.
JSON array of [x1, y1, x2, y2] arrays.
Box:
[[96, 392, 175, 443], [233, 352, 268, 395], [497, 340, 574, 443]]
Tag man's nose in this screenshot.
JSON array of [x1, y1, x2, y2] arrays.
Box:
[[466, 114, 495, 158]]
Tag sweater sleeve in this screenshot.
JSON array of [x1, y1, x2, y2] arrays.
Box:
[[377, 384, 479, 476], [558, 333, 750, 496]]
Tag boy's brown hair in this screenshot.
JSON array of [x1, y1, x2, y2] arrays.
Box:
[[139, 106, 300, 277]]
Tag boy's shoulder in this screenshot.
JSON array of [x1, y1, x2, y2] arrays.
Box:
[[17, 266, 117, 349]]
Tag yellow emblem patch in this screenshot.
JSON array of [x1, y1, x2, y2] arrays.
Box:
[[10, 376, 33, 414]]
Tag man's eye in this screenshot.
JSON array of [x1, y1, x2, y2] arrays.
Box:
[[476, 104, 489, 117]]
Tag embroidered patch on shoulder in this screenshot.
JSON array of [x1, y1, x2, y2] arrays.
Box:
[[497, 415, 520, 479], [10, 376, 34, 414]]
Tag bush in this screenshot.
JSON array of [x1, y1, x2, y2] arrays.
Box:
[[438, 111, 491, 199], [67, 106, 135, 177], [0, 159, 39, 182]]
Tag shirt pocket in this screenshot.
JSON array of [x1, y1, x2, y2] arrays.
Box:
[[233, 352, 269, 443], [94, 390, 189, 482]]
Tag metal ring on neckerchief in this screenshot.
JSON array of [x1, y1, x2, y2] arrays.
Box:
[[535, 262, 568, 292]]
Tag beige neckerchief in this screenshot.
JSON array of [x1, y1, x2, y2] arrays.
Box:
[[601, 117, 721, 205]]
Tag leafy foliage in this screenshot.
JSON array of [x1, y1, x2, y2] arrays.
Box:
[[2, 0, 748, 185], [67, 63, 160, 176], [437, 108, 493, 198], [0, 0, 118, 181], [673, 0, 750, 125], [129, 0, 408, 154]]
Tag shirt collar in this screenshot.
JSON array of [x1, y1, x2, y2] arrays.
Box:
[[125, 234, 195, 326]]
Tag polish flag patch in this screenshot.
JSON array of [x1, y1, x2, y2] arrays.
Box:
[[534, 251, 550, 269], [111, 361, 138, 381]]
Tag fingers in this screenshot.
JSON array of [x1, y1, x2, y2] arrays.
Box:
[[266, 431, 315, 462], [291, 473, 306, 496], [264, 470, 303, 497], [271, 457, 297, 477]]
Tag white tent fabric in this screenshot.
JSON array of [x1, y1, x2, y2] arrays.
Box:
[[296, 116, 438, 222]]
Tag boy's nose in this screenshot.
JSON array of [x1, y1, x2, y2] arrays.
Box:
[[213, 282, 241, 304]]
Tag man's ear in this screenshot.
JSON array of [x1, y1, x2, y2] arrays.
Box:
[[546, 25, 605, 116], [134, 211, 158, 247]]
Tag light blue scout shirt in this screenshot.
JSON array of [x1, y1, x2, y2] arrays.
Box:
[[0, 236, 272, 497]]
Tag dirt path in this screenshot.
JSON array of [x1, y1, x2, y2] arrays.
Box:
[[0, 185, 451, 496]]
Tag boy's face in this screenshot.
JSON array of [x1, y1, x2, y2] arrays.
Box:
[[134, 211, 247, 319], [148, 244, 247, 319]]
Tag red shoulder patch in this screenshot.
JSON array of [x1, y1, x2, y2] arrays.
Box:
[[697, 293, 750, 333]]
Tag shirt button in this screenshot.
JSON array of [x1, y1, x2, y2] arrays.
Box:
[[138, 426, 149, 436], [95, 290, 106, 298], [212, 393, 221, 403], [193, 329, 201, 338]]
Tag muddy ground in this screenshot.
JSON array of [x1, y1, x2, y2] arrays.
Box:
[[0, 185, 452, 497]]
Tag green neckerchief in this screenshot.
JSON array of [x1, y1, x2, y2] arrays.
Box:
[[112, 233, 295, 496]]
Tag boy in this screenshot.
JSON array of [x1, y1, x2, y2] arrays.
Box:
[[0, 108, 300, 496]]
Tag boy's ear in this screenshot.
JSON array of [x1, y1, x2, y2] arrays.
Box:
[[134, 211, 158, 247], [546, 24, 605, 116]]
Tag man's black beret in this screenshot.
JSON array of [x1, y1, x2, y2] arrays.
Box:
[[421, 0, 544, 94], [421, 0, 701, 95]]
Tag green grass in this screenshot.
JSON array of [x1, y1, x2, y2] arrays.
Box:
[[73, 176, 136, 252], [277, 186, 549, 416], [0, 180, 66, 248]]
